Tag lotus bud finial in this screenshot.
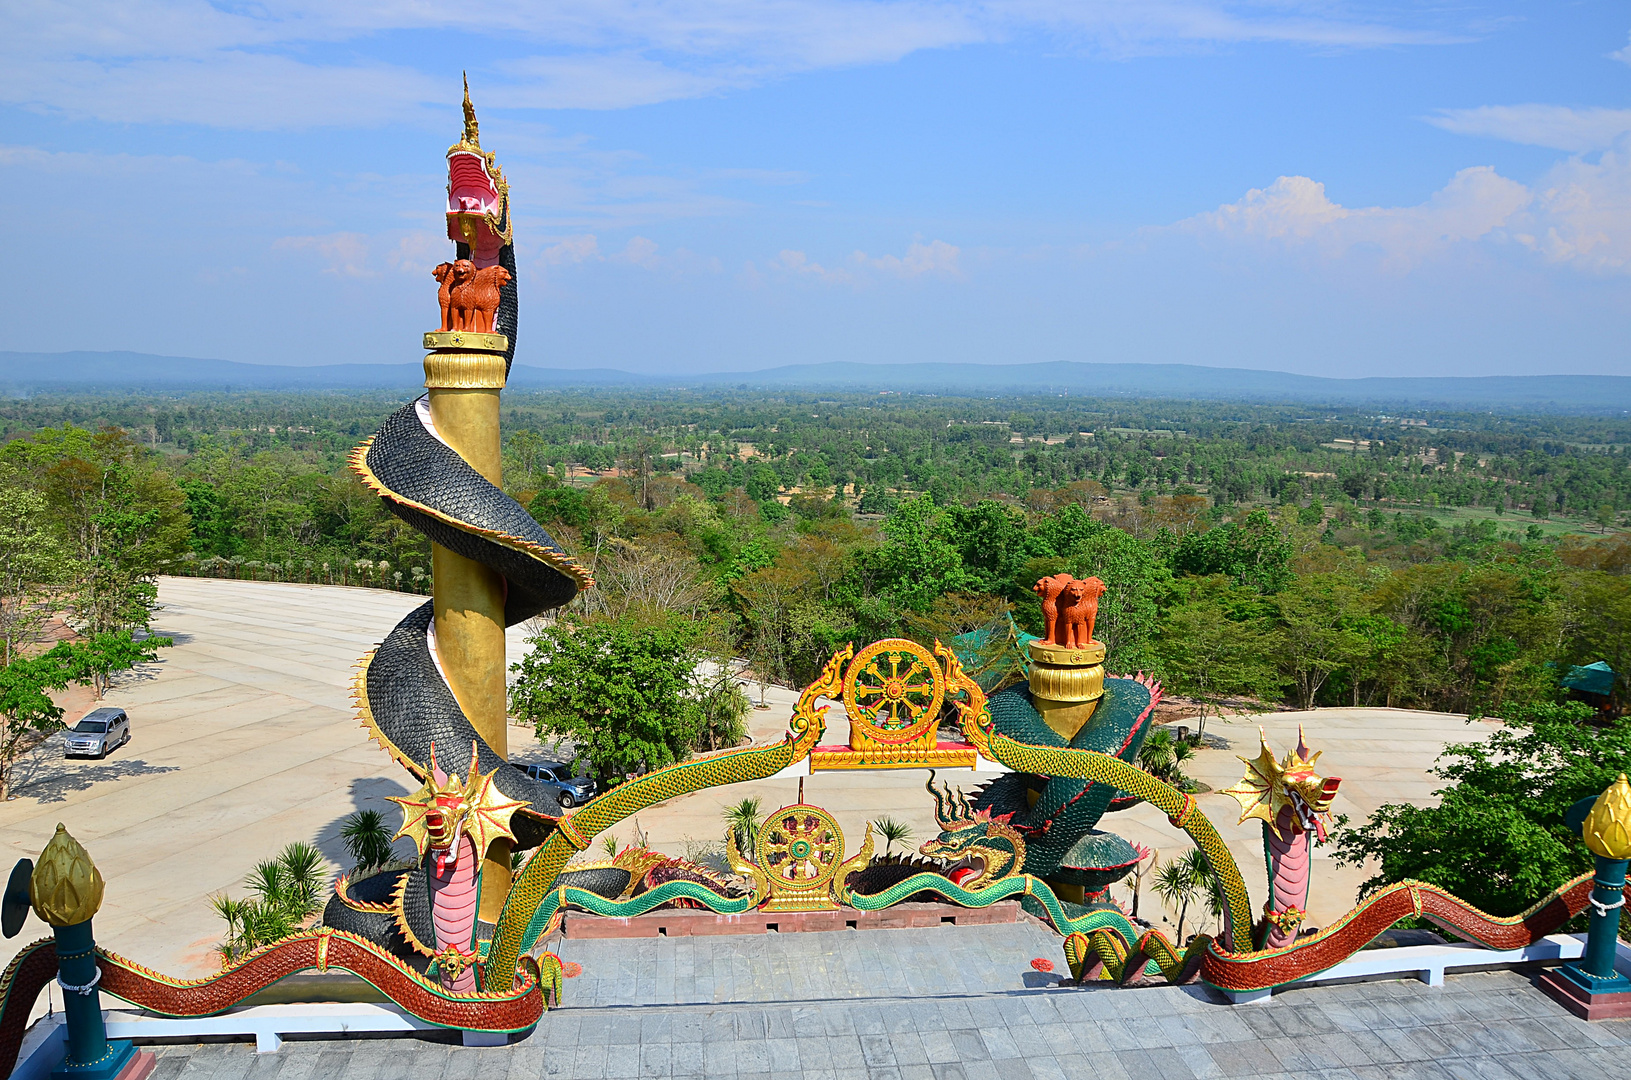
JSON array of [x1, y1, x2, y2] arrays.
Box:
[[30, 823, 104, 927], [1582, 773, 1631, 861]]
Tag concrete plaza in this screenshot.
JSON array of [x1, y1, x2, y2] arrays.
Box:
[[116, 936, 1631, 1079]]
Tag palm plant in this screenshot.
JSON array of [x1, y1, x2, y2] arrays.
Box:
[[722, 797, 762, 854], [214, 841, 330, 964], [273, 841, 327, 917], [1151, 848, 1222, 943], [1138, 728, 1195, 789], [340, 809, 396, 872], [873, 816, 915, 855], [1152, 853, 1200, 943], [1181, 846, 1227, 933], [693, 671, 751, 752]]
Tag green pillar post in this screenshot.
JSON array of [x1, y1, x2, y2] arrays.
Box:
[[1543, 774, 1631, 1018], [1579, 854, 1629, 983], [30, 824, 145, 1079], [51, 918, 136, 1078]]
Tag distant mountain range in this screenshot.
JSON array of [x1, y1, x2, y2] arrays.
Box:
[[1, 351, 1627, 412]]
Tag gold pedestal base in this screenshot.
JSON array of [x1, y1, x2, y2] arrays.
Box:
[[424, 348, 507, 390], [1027, 639, 1107, 742]]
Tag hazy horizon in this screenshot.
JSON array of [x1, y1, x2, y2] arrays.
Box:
[[5, 3, 1629, 376], [11, 349, 1631, 383]]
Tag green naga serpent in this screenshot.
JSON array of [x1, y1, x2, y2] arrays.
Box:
[[840, 644, 1255, 983], [480, 637, 1255, 989]]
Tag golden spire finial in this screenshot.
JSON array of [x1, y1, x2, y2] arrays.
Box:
[[31, 823, 104, 927], [1583, 772, 1631, 860], [461, 72, 480, 149]]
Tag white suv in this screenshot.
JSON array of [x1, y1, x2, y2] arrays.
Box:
[[64, 708, 131, 758]]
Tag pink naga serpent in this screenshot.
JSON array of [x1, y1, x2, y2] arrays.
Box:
[[1220, 728, 1342, 948], [389, 742, 524, 990]]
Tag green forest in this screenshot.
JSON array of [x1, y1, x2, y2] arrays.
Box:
[[0, 386, 1626, 725]]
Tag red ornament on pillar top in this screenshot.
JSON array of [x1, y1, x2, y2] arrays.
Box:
[[446, 73, 511, 270]]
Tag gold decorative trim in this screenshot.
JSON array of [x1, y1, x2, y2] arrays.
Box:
[[833, 823, 874, 900], [725, 831, 769, 907], [424, 351, 508, 389], [842, 638, 946, 751], [1027, 639, 1106, 666], [755, 804, 849, 912], [423, 331, 508, 352], [810, 747, 977, 771], [390, 871, 438, 957], [446, 75, 513, 246], [556, 816, 590, 851], [332, 860, 419, 914]]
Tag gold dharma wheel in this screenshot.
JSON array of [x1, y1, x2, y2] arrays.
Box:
[[843, 638, 945, 745], [756, 804, 844, 897]]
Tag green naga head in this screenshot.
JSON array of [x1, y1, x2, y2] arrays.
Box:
[[920, 772, 1027, 889]]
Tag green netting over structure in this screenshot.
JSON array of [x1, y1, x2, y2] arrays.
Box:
[[949, 614, 1040, 692], [1562, 660, 1616, 698]]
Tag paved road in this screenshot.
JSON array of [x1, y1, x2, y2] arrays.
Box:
[[3, 577, 1498, 993]]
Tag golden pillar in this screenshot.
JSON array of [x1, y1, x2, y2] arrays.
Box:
[[423, 344, 512, 918], [428, 81, 520, 919]]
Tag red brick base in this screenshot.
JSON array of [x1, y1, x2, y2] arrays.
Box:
[[562, 901, 1019, 939], [116, 1050, 158, 1080], [1538, 968, 1631, 1020]]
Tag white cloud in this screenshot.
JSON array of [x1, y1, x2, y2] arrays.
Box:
[[765, 239, 961, 283], [1177, 168, 1530, 267], [541, 234, 602, 265], [1427, 105, 1631, 153], [615, 236, 663, 269], [1612, 32, 1631, 65], [0, 1, 1462, 127], [272, 232, 378, 276], [772, 248, 852, 282], [1174, 150, 1631, 275], [1515, 146, 1631, 272], [857, 239, 962, 277], [388, 233, 447, 275], [591, 235, 723, 273]]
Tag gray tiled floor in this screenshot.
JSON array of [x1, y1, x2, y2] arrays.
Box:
[[130, 926, 1631, 1080]]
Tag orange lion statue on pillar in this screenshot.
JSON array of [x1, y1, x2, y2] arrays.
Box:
[[1033, 573, 1107, 648], [434, 259, 511, 333]]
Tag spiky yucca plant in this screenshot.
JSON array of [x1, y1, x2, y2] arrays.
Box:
[[873, 816, 915, 855]]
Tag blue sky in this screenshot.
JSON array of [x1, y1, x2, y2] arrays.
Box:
[[3, 2, 1629, 377]]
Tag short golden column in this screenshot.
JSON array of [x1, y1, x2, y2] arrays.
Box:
[[422, 333, 513, 918], [1026, 638, 1107, 741]]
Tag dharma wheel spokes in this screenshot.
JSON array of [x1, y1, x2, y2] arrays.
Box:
[[845, 640, 946, 736]]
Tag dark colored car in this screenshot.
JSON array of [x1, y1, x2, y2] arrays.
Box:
[[518, 761, 596, 809], [64, 707, 131, 758]]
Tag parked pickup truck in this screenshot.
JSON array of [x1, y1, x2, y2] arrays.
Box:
[[64, 707, 131, 758], [517, 761, 597, 809]]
